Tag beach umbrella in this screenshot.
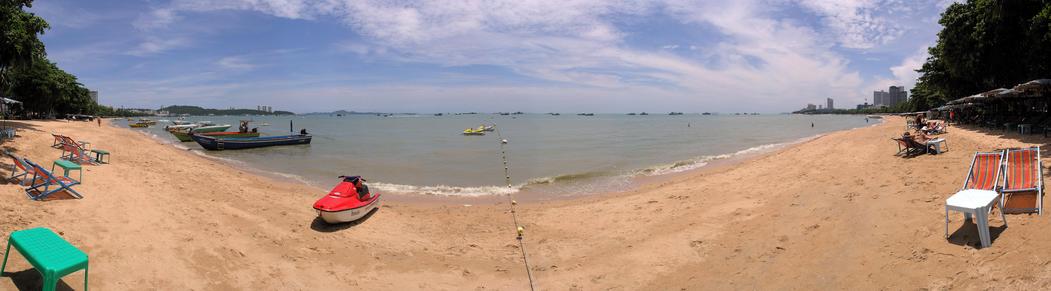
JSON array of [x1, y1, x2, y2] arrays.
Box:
[[993, 88, 1021, 99], [1013, 79, 1051, 95], [980, 88, 1011, 98]]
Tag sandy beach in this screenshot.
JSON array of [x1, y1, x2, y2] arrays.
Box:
[[1, 116, 1050, 290]]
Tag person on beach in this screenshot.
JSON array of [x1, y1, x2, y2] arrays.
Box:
[[811, 122, 814, 127], [97, 118, 101, 127]]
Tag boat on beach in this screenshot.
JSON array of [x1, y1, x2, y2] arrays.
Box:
[[189, 133, 312, 150], [313, 176, 382, 224], [129, 122, 150, 128]]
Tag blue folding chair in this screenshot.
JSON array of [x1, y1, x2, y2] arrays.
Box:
[[23, 159, 82, 200]]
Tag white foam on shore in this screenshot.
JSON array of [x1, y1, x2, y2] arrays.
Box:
[[370, 182, 520, 197]]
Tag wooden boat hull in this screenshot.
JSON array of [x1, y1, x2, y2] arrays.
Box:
[[170, 125, 233, 142], [190, 133, 312, 150], [173, 131, 260, 142], [129, 123, 149, 128]]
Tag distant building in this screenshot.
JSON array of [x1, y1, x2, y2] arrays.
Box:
[[826, 98, 834, 110], [873, 86, 908, 107], [806, 104, 816, 110], [856, 102, 872, 110], [873, 90, 887, 107], [89, 90, 98, 104], [818, 105, 823, 110]]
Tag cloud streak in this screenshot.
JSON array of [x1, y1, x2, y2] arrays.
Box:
[[82, 0, 946, 111]]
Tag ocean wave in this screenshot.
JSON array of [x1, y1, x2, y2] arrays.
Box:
[[370, 182, 520, 197]]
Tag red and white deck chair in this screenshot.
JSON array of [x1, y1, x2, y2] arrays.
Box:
[[1001, 147, 1043, 214], [945, 151, 1008, 248]]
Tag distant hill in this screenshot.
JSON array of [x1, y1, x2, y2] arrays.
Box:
[[160, 105, 295, 116]]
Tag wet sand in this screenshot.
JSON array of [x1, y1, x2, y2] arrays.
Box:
[[1, 117, 1050, 290]]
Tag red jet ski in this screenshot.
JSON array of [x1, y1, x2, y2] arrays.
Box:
[[313, 176, 382, 223]]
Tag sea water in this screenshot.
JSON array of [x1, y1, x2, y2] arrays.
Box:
[[121, 114, 871, 198]]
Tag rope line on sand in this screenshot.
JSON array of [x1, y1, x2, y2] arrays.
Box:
[[494, 125, 538, 291]]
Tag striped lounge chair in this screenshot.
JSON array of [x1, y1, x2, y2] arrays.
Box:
[[1002, 147, 1043, 214]]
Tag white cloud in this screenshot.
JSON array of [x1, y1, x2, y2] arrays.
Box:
[[129, 36, 190, 56], [792, 0, 905, 49], [217, 56, 257, 71], [868, 46, 927, 98], [116, 0, 947, 111]]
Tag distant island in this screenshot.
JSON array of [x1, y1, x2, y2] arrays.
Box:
[[160, 105, 295, 116]]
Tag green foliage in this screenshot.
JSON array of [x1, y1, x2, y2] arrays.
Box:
[[160, 105, 295, 116], [0, 0, 101, 118], [912, 0, 1051, 110], [0, 0, 48, 85], [95, 106, 151, 117]]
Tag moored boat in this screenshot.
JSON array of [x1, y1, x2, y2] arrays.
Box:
[[170, 124, 233, 142], [129, 122, 150, 128], [463, 128, 485, 135], [190, 133, 312, 150], [313, 176, 381, 224]]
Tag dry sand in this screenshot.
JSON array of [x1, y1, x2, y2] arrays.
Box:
[[1, 116, 1050, 290]]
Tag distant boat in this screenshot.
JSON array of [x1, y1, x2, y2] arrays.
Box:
[[577, 113, 594, 116], [548, 113, 561, 116], [701, 112, 712, 115], [627, 113, 637, 115], [640, 112, 648, 115], [434, 113, 443, 116], [669, 112, 683, 115], [867, 115, 883, 119], [462, 128, 485, 136], [190, 133, 311, 150]]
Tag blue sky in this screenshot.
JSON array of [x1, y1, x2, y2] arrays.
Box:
[[30, 0, 957, 113]]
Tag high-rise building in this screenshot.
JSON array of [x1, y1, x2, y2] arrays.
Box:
[[806, 104, 816, 110], [873, 90, 887, 106], [826, 98, 834, 110], [89, 91, 98, 104], [888, 86, 908, 106]]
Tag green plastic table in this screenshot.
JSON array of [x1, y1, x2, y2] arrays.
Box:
[[1, 227, 89, 291], [51, 159, 83, 182], [89, 149, 109, 164]]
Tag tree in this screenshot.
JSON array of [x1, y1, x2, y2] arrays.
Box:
[[0, 0, 48, 92], [912, 0, 1051, 110]]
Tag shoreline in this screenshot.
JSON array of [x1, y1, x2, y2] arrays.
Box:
[[118, 118, 879, 205], [12, 115, 1050, 289]]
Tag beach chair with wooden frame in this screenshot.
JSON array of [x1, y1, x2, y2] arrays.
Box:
[[51, 133, 65, 148], [893, 137, 929, 156], [1001, 147, 1043, 214], [22, 159, 82, 200]]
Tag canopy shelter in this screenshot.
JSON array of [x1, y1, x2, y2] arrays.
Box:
[[0, 97, 22, 132]]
